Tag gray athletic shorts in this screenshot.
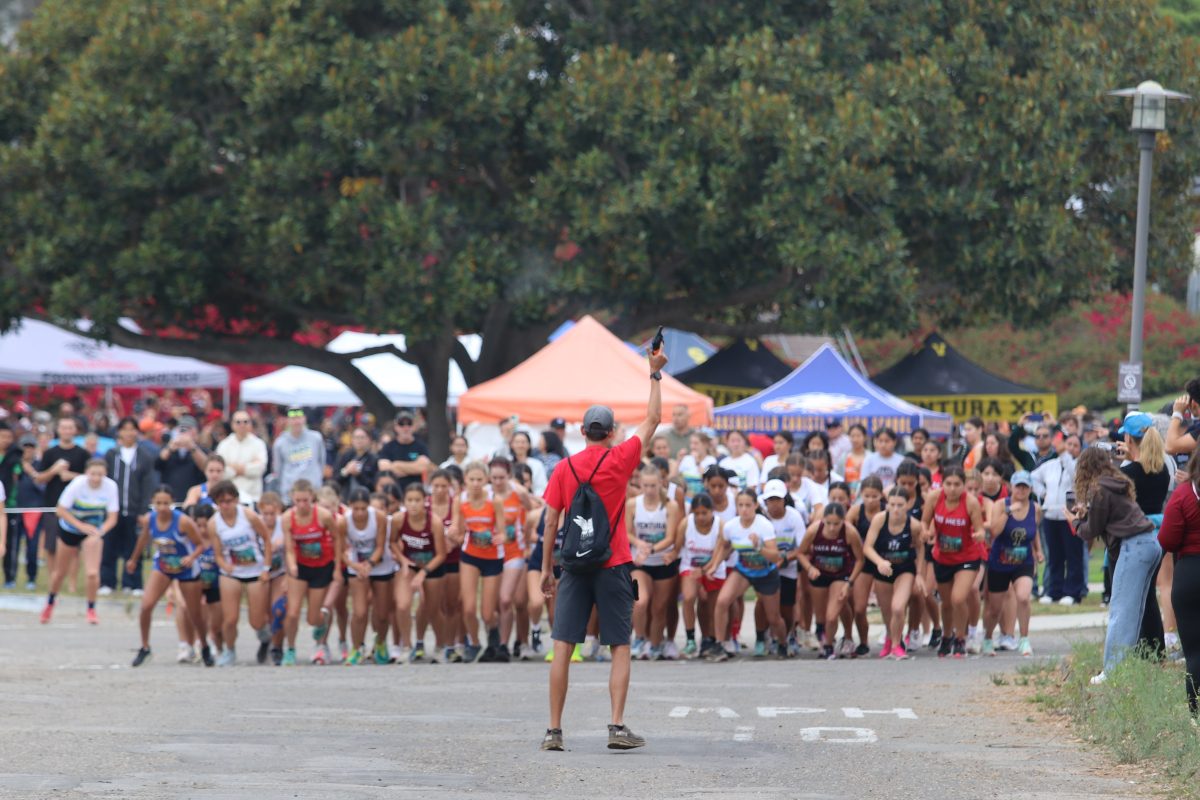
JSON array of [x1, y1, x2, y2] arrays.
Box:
[[551, 562, 634, 646]]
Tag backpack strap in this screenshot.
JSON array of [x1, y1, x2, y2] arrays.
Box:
[[565, 449, 611, 487]]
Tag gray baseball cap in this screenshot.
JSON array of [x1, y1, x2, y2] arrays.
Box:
[[583, 405, 615, 433]]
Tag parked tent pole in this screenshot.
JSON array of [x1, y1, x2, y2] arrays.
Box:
[[104, 383, 113, 414], [842, 327, 869, 377], [223, 381, 231, 415]]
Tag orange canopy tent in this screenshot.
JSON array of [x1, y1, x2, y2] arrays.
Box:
[[458, 316, 713, 427]]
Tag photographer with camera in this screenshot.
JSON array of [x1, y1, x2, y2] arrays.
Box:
[[1166, 378, 1200, 458], [1066, 445, 1159, 685]]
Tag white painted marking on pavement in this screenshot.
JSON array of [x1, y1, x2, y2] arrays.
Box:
[[799, 727, 878, 744], [841, 707, 918, 720], [756, 707, 826, 718], [669, 706, 739, 719], [734, 726, 755, 742]]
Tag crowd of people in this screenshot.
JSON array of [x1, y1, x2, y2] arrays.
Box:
[[2, 379, 1200, 718]]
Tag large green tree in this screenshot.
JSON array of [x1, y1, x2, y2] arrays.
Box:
[[1, 0, 1197, 457]]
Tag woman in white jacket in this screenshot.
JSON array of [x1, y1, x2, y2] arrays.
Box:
[[1032, 450, 1083, 604]]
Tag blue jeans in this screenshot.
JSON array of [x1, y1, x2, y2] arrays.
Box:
[[1104, 531, 1162, 671], [1042, 518, 1085, 601]]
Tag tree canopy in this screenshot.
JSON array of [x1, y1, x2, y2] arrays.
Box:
[[1, 0, 1197, 454]]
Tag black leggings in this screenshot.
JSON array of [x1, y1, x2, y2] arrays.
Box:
[[1171, 555, 1200, 715]]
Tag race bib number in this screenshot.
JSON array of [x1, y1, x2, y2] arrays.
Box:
[[640, 529, 666, 545], [299, 542, 323, 561], [999, 546, 1029, 566], [505, 524, 518, 544], [691, 553, 712, 568], [470, 530, 493, 548], [738, 548, 768, 571], [885, 549, 912, 564], [815, 555, 844, 573], [159, 554, 185, 575], [938, 533, 962, 554], [233, 547, 258, 567], [410, 550, 433, 565]]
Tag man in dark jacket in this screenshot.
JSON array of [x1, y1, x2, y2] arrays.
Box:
[[101, 417, 160, 594]]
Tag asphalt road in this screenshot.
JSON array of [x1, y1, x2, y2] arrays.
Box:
[[0, 599, 1138, 800]]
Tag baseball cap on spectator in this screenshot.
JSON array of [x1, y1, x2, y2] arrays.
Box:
[[825, 418, 843, 429], [394, 410, 414, 425], [583, 405, 615, 434], [1118, 412, 1153, 439], [13, 400, 30, 414], [18, 434, 36, 448], [762, 479, 788, 500], [1011, 470, 1033, 488], [177, 415, 198, 430], [550, 417, 566, 431], [286, 406, 305, 419]]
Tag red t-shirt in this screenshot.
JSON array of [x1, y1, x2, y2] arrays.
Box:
[[1159, 481, 1200, 557], [543, 436, 642, 569]]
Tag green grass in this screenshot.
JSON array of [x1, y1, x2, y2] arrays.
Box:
[[1034, 641, 1200, 797], [1099, 392, 1178, 421]]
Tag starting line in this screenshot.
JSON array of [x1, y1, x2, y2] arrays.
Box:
[[667, 706, 917, 744]]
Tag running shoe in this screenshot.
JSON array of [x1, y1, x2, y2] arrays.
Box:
[[786, 637, 801, 659], [570, 644, 584, 663], [462, 643, 482, 663], [854, 643, 870, 658], [705, 643, 729, 663], [449, 646, 464, 664], [429, 647, 442, 664], [530, 626, 543, 655], [412, 643, 426, 662], [512, 642, 523, 661], [312, 607, 331, 642], [345, 647, 363, 666], [132, 647, 151, 667], [281, 648, 297, 666], [257, 640, 270, 665], [2, 581, 13, 589], [753, 641, 767, 658], [607, 724, 646, 750], [1018, 637, 1033, 657], [937, 634, 953, 659], [592, 645, 611, 663], [312, 645, 328, 665], [388, 644, 403, 663], [650, 644, 664, 661], [775, 642, 789, 659], [338, 640, 350, 662], [1058, 596, 1076, 607], [86, 608, 99, 625], [398, 646, 413, 663], [131, 589, 144, 597], [997, 635, 1017, 652], [879, 640, 892, 659], [479, 645, 497, 663], [494, 644, 511, 663], [952, 638, 966, 659], [1089, 671, 1107, 686], [927, 628, 943, 650], [905, 630, 921, 651], [1038, 595, 1054, 605], [823, 644, 837, 661], [442, 646, 457, 664], [722, 640, 737, 658], [24, 581, 35, 591], [631, 638, 647, 660], [201, 645, 215, 667], [838, 638, 855, 659], [217, 647, 236, 667], [268, 647, 281, 667], [965, 630, 982, 655], [982, 638, 996, 657], [177, 643, 195, 663], [374, 640, 390, 665], [98, 586, 113, 597], [890, 643, 908, 660], [663, 641, 680, 660], [541, 728, 564, 751], [803, 630, 820, 651]]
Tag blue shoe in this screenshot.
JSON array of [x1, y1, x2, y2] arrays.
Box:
[[463, 644, 483, 663], [3, 581, 14, 590], [753, 641, 767, 658]]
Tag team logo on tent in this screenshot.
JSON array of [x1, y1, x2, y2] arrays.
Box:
[[761, 393, 868, 414]]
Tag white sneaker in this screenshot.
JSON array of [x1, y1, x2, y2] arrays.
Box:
[[663, 641, 680, 660], [966, 631, 983, 656], [387, 644, 402, 664], [1089, 671, 1107, 686], [723, 640, 737, 656], [837, 638, 855, 659], [397, 646, 413, 664], [803, 630, 820, 651], [1038, 595, 1054, 605], [176, 643, 195, 663], [97, 586, 114, 597], [996, 635, 1016, 652], [130, 589, 144, 597], [1058, 596, 1076, 606]]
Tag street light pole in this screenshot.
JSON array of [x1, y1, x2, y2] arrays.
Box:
[[1108, 81, 1190, 413]]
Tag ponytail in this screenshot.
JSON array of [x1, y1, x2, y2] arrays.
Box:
[[1137, 426, 1166, 475]]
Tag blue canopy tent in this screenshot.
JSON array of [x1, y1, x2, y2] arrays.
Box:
[[637, 328, 716, 375], [713, 344, 954, 436]]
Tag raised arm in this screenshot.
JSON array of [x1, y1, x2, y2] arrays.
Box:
[[631, 348, 670, 451]]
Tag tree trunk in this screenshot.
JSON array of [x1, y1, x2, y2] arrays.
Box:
[[406, 331, 454, 462]]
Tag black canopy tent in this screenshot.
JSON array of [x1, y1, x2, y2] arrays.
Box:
[[872, 333, 1058, 423], [675, 338, 794, 407]]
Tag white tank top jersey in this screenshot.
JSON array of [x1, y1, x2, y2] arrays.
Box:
[[634, 494, 670, 567], [215, 505, 264, 579], [269, 517, 285, 578], [346, 507, 396, 577], [682, 514, 727, 579]]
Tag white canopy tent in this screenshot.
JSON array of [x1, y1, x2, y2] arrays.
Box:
[[240, 331, 481, 408], [0, 319, 229, 398]]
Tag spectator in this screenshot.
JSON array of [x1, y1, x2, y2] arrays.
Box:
[[100, 417, 159, 596], [904, 427, 929, 461], [440, 434, 470, 470], [1158, 448, 1200, 716], [157, 415, 208, 502], [662, 404, 694, 460], [1166, 377, 1200, 457], [1032, 442, 1080, 604], [137, 397, 165, 445], [32, 417, 91, 575], [214, 409, 268, 504], [538, 431, 568, 477], [0, 423, 23, 588], [334, 427, 379, 499], [271, 407, 326, 502], [492, 415, 518, 460], [11, 435, 42, 587], [509, 431, 547, 496], [378, 411, 433, 492]]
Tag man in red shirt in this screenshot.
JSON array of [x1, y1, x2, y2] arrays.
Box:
[[539, 347, 669, 752]]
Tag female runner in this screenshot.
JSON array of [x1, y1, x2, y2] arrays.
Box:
[[183, 455, 226, 507], [678, 433, 717, 498], [280, 479, 341, 666], [678, 493, 726, 658], [129, 485, 211, 667], [983, 471, 1042, 657], [797, 502, 864, 660], [492, 457, 534, 661], [454, 462, 507, 662], [429, 469, 464, 662], [922, 466, 987, 659], [920, 440, 944, 490], [761, 480, 806, 656], [343, 487, 394, 665], [41, 459, 119, 626], [392, 483, 448, 663], [206, 480, 273, 666], [847, 476, 885, 656], [838, 424, 869, 496], [708, 490, 788, 661], [862, 486, 924, 659], [258, 491, 288, 666], [719, 431, 761, 491], [629, 464, 683, 660], [759, 432, 794, 490]]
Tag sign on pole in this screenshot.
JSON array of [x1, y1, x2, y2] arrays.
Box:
[[1117, 362, 1143, 404]]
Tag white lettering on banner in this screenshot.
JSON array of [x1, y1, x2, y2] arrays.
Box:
[[841, 707, 919, 721], [733, 726, 755, 742], [668, 706, 740, 719], [756, 707, 826, 718], [799, 727, 879, 745]]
